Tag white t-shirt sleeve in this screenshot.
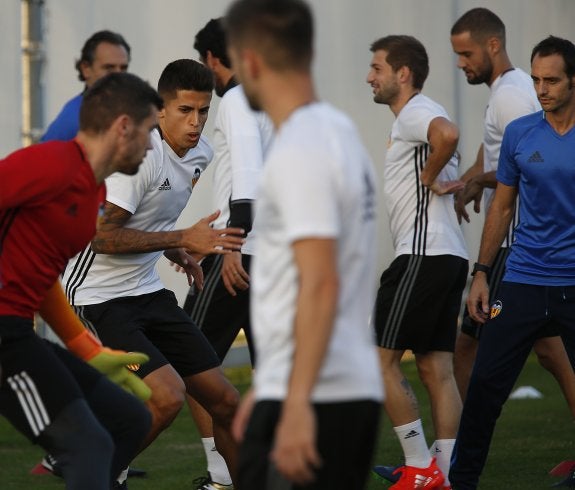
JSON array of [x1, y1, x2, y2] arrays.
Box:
[[270, 147, 339, 243], [490, 86, 538, 133], [222, 89, 267, 201], [105, 149, 157, 214], [396, 103, 440, 143]]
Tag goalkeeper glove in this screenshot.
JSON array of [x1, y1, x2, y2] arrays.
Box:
[[67, 330, 152, 401]]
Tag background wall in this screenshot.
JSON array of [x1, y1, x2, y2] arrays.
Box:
[[2, 0, 574, 303]]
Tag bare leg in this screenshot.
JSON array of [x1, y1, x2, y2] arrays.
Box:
[[453, 332, 478, 403], [415, 351, 462, 440], [534, 336, 575, 420], [184, 367, 239, 485]]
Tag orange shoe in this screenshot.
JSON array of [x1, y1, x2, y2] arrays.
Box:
[[389, 458, 445, 489]]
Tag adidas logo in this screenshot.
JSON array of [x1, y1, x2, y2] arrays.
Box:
[[404, 429, 420, 439], [527, 151, 544, 163], [158, 178, 171, 190], [414, 474, 433, 487]]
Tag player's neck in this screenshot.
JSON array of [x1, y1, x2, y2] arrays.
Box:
[[488, 53, 513, 87], [264, 74, 317, 129], [544, 99, 575, 135], [391, 90, 420, 117]]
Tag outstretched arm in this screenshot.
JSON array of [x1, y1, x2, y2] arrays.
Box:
[[91, 202, 245, 257], [38, 281, 151, 400]]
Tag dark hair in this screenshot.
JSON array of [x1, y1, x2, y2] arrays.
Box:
[[531, 36, 575, 78], [157, 59, 214, 101], [75, 30, 131, 82], [79, 72, 162, 133], [370, 35, 429, 90], [194, 18, 231, 68], [224, 0, 313, 71], [451, 8, 506, 46]]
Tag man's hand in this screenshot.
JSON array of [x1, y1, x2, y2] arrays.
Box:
[[454, 178, 483, 223], [221, 251, 249, 296], [164, 248, 204, 290], [428, 179, 465, 196], [271, 399, 322, 485], [182, 210, 245, 257], [466, 273, 490, 323], [88, 349, 152, 401]]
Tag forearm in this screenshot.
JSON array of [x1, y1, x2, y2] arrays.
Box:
[[477, 186, 516, 265], [92, 227, 186, 254], [420, 119, 459, 186]]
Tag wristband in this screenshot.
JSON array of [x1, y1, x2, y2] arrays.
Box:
[[66, 329, 102, 361], [471, 262, 491, 277]]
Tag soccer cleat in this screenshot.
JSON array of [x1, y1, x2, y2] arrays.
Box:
[[127, 467, 147, 478], [373, 464, 402, 483], [193, 474, 234, 490], [389, 458, 445, 489], [30, 454, 63, 477], [552, 468, 575, 488]]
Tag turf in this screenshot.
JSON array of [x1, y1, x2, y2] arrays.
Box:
[[0, 355, 572, 489]]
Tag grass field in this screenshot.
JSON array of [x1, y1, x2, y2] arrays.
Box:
[[0, 354, 573, 489]]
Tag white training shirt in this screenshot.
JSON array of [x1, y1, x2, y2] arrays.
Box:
[[210, 86, 274, 255], [483, 68, 540, 221], [251, 102, 384, 403], [383, 94, 468, 260], [63, 128, 213, 305]]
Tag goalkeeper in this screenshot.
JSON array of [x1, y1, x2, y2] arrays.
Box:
[[0, 72, 161, 490]]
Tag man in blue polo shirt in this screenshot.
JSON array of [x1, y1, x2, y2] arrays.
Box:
[[41, 30, 130, 142], [450, 35, 575, 490]]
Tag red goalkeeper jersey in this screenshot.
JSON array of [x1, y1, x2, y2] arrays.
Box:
[[0, 140, 105, 318]]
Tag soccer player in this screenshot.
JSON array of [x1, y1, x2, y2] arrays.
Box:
[[183, 17, 274, 490], [0, 72, 160, 490], [450, 7, 575, 414], [41, 30, 130, 142], [367, 35, 468, 489], [225, 1, 383, 488], [62, 59, 245, 487], [450, 35, 575, 490]]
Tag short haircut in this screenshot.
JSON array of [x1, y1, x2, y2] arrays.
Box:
[[450, 8, 506, 46], [75, 30, 131, 82], [194, 18, 231, 68], [370, 35, 429, 90], [157, 59, 214, 101], [224, 0, 313, 72], [79, 72, 162, 133], [531, 35, 575, 78]]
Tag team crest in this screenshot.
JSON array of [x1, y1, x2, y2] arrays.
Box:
[[490, 300, 503, 320]]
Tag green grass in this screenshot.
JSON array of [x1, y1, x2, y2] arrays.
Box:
[[0, 355, 573, 489]]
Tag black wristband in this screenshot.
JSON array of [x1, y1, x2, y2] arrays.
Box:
[[471, 262, 491, 276]]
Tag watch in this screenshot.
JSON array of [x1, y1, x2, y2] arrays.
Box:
[[471, 262, 491, 276]]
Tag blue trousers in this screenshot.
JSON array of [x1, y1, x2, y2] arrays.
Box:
[[450, 282, 575, 489]]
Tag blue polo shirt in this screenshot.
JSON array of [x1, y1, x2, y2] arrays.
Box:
[[497, 110, 575, 286], [40, 93, 83, 142]]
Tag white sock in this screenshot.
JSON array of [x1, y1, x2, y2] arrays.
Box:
[[201, 437, 232, 485], [393, 420, 432, 468], [116, 467, 129, 485], [434, 439, 455, 485], [429, 440, 436, 454]]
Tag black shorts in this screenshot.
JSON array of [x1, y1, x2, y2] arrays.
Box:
[[183, 254, 255, 364], [75, 289, 220, 379], [375, 254, 468, 353], [239, 399, 380, 490]]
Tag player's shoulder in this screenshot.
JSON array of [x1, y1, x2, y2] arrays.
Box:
[[504, 111, 544, 141]]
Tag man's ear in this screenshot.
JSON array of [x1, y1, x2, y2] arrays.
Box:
[[397, 65, 411, 84], [111, 114, 131, 137], [244, 48, 262, 79], [486, 36, 501, 56], [206, 50, 220, 70]]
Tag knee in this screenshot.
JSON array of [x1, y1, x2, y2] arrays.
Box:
[[148, 383, 185, 430], [210, 385, 240, 426]]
